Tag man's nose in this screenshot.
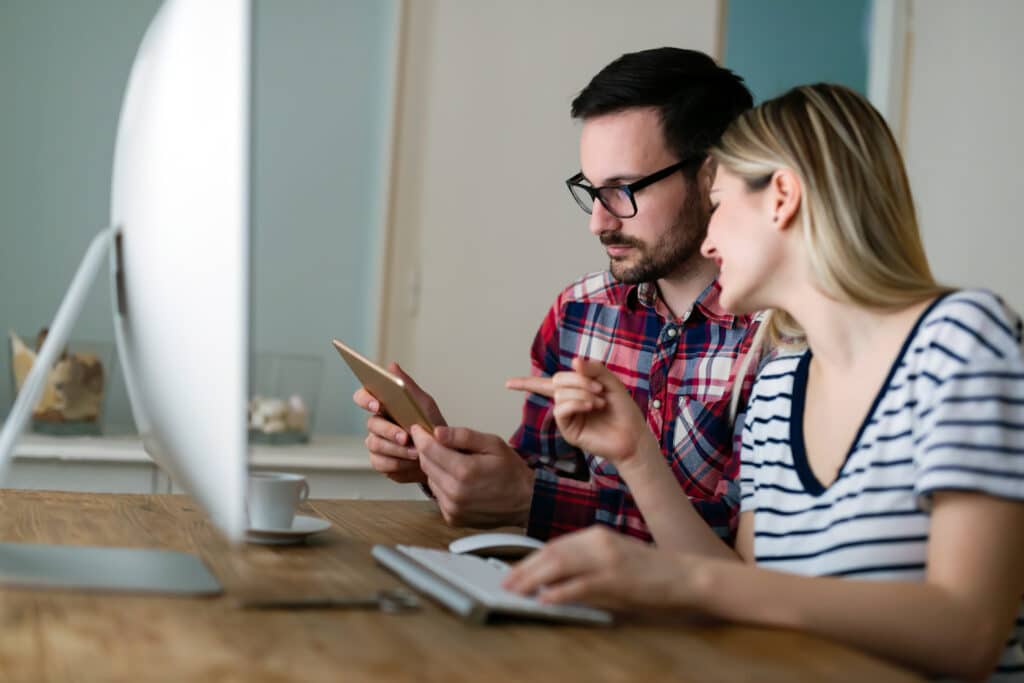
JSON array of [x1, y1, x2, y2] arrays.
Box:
[[588, 199, 622, 236]]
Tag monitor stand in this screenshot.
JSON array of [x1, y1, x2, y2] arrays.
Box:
[[0, 227, 222, 595], [0, 543, 221, 595]]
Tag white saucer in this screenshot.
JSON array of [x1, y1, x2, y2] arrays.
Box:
[[246, 515, 332, 545]]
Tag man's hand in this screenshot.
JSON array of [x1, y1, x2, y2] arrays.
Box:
[[353, 362, 446, 484], [409, 425, 535, 528]]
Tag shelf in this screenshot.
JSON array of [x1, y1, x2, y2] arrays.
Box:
[[12, 433, 374, 471]]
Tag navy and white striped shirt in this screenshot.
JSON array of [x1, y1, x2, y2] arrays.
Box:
[[741, 290, 1024, 681]]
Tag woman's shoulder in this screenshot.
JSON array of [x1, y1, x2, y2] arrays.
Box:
[[755, 350, 804, 376], [915, 289, 1023, 362], [745, 350, 805, 409]]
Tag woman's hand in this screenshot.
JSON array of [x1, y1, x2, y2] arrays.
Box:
[[502, 526, 705, 611], [507, 357, 655, 466]]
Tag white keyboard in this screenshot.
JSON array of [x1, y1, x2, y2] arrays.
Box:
[[372, 544, 612, 626]]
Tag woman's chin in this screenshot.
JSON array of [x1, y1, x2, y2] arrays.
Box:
[[720, 288, 760, 317]]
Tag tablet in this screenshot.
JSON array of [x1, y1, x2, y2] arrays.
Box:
[[331, 339, 435, 434]]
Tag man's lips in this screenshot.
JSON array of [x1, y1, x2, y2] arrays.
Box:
[[601, 236, 641, 258]]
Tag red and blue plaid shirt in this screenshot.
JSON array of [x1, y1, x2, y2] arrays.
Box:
[[510, 272, 759, 543]]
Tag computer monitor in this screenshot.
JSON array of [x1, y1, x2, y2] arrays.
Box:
[[0, 0, 250, 593], [110, 0, 249, 542]]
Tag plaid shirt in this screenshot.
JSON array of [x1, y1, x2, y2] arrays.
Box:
[[510, 272, 759, 543]]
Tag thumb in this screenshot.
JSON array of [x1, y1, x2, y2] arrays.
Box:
[[573, 357, 613, 380], [390, 362, 428, 401], [573, 357, 625, 394], [434, 426, 503, 455], [408, 424, 440, 457], [410, 425, 461, 475]]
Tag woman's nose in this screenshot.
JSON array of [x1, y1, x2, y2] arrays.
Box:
[[700, 235, 717, 259]]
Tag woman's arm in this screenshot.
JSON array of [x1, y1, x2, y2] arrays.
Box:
[[696, 496, 1023, 679], [510, 358, 741, 559], [507, 491, 1024, 681], [614, 438, 742, 559]]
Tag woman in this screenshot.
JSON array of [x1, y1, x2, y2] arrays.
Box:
[[504, 84, 1024, 681]]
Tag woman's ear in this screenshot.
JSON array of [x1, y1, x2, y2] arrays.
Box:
[[769, 168, 802, 231]]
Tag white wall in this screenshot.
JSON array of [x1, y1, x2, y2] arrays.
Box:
[[902, 0, 1024, 314], [381, 1, 721, 437]]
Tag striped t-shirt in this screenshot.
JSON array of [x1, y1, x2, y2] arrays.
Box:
[[740, 290, 1024, 681]]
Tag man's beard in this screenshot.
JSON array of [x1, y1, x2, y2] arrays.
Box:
[[602, 189, 709, 285]]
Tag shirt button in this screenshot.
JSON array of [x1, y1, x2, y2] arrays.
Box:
[[652, 399, 662, 409], [666, 327, 677, 338]]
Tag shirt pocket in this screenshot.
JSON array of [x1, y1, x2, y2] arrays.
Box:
[[671, 395, 739, 499], [687, 353, 737, 403]]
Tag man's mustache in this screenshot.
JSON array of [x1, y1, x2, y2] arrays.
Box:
[[599, 234, 644, 249]]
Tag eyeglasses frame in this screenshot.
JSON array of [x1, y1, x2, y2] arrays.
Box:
[[565, 155, 705, 218]]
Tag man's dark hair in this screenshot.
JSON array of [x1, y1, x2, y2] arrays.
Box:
[[571, 47, 752, 169]]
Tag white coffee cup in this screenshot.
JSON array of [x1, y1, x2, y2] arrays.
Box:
[[247, 471, 310, 530]]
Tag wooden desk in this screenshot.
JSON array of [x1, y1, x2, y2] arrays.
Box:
[[0, 491, 923, 682]]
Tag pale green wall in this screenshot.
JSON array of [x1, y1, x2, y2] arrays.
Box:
[[724, 0, 871, 103], [0, 0, 398, 435], [250, 0, 398, 436]]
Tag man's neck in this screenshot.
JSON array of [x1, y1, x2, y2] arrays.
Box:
[[654, 257, 719, 320]]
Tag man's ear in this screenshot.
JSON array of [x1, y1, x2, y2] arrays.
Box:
[[770, 168, 802, 231], [697, 156, 717, 202]]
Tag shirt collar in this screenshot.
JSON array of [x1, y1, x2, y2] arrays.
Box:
[[631, 279, 742, 328]]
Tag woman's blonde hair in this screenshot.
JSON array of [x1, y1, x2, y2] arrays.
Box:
[[713, 84, 950, 419]]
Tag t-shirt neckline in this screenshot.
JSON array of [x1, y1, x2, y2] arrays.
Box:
[[789, 293, 953, 496]]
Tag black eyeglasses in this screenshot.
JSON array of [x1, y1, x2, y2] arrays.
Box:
[[565, 156, 703, 218]]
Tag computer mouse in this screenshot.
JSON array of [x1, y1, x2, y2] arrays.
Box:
[[448, 532, 545, 559]]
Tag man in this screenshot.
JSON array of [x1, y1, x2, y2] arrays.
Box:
[[355, 47, 758, 542]]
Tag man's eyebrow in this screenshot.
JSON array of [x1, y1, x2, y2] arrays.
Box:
[[598, 173, 643, 186]]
